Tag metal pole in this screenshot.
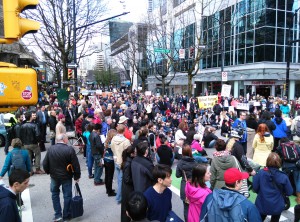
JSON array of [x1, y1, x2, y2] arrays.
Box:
[[73, 0, 78, 96]]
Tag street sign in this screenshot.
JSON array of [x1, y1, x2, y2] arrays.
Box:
[[154, 48, 171, 53], [67, 63, 78, 69], [221, 72, 228, 81], [179, 49, 185, 59]]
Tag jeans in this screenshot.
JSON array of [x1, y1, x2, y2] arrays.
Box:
[[50, 178, 72, 220], [87, 145, 94, 176], [115, 164, 123, 203], [293, 170, 300, 193], [208, 140, 216, 148], [93, 154, 103, 183]]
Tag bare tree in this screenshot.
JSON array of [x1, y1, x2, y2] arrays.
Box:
[[25, 0, 107, 87]]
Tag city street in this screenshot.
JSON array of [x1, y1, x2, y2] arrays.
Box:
[[0, 130, 296, 222]]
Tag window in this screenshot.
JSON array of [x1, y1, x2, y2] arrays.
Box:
[[277, 10, 285, 27], [276, 28, 285, 45], [246, 31, 254, 47], [265, 9, 276, 26], [255, 9, 265, 28], [238, 49, 245, 64], [255, 27, 265, 45], [238, 33, 246, 48], [276, 46, 284, 62], [264, 45, 275, 61], [254, 45, 264, 62], [264, 27, 275, 44], [246, 47, 254, 63]]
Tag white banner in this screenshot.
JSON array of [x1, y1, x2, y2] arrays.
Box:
[[221, 84, 231, 97]]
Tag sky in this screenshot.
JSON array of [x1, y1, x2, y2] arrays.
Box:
[[107, 0, 148, 23]]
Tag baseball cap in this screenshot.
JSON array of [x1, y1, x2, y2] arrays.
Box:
[[117, 109, 123, 113], [224, 168, 249, 184], [58, 114, 65, 120]]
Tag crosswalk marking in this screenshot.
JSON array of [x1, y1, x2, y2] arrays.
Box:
[[21, 188, 33, 222]]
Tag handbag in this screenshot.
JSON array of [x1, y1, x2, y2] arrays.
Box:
[[182, 170, 190, 205], [165, 210, 184, 222], [70, 183, 84, 218], [268, 170, 290, 210], [233, 156, 249, 198]]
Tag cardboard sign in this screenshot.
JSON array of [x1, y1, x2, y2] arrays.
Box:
[[221, 84, 231, 97], [236, 103, 249, 110], [145, 91, 152, 96], [197, 96, 218, 109]]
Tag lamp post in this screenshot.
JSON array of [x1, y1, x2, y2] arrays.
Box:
[[286, 7, 300, 99], [71, 0, 130, 97]]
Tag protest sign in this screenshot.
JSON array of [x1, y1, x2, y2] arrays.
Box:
[[236, 103, 249, 110], [221, 84, 231, 97], [197, 96, 218, 109]]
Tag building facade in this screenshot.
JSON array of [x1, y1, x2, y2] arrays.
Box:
[[147, 0, 300, 99]]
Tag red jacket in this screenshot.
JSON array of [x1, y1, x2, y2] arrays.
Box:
[[75, 118, 83, 135]]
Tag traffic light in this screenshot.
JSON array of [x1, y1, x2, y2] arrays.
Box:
[[2, 0, 40, 42], [0, 62, 38, 109], [189, 47, 195, 58], [68, 69, 73, 79]]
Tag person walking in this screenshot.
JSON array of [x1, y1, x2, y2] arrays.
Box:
[[43, 133, 81, 222]]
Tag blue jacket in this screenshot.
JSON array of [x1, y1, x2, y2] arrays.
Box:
[[232, 119, 247, 142], [280, 105, 290, 115], [0, 148, 31, 177], [253, 167, 293, 215], [200, 188, 261, 222], [272, 117, 287, 138], [101, 122, 110, 136], [0, 185, 21, 222]]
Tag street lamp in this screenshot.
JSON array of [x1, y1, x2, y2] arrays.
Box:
[[286, 7, 300, 99]]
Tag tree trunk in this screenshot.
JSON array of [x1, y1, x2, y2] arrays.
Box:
[[142, 79, 146, 92], [187, 73, 193, 98]]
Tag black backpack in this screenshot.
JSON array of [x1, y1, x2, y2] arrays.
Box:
[[281, 142, 299, 163]]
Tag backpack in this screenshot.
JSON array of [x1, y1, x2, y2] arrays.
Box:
[[281, 142, 299, 162], [201, 191, 246, 222], [10, 150, 26, 172], [296, 121, 300, 137]]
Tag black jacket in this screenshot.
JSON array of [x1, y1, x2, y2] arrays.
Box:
[[89, 131, 104, 156], [157, 145, 173, 166], [176, 156, 198, 200], [49, 116, 57, 132], [258, 119, 276, 135], [19, 122, 40, 145], [43, 142, 81, 180], [131, 156, 154, 193], [186, 129, 196, 145]]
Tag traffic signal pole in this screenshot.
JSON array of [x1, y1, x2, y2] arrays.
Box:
[[71, 0, 130, 96]]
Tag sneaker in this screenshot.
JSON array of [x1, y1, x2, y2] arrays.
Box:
[[94, 181, 105, 186], [89, 174, 94, 179], [35, 169, 45, 174], [108, 192, 117, 197], [53, 217, 63, 222]]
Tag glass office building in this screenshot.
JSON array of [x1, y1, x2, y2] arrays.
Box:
[[195, 0, 300, 98]]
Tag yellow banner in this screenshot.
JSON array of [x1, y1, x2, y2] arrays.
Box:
[[197, 96, 218, 109]]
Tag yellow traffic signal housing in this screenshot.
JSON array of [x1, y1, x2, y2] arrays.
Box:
[[2, 0, 40, 41], [68, 69, 73, 79], [0, 63, 38, 107]]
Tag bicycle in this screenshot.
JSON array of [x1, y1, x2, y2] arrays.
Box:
[[67, 133, 85, 155]]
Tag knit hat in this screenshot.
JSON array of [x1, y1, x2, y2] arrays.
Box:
[[58, 114, 65, 120]]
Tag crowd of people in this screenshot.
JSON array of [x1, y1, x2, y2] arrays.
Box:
[[1, 88, 300, 222]]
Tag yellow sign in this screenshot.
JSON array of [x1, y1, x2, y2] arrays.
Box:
[[197, 96, 218, 109]]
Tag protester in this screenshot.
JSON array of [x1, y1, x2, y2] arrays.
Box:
[[43, 133, 81, 222], [272, 109, 287, 150], [143, 164, 172, 222], [232, 111, 248, 154], [185, 164, 212, 222], [200, 168, 261, 221], [253, 152, 293, 222], [156, 135, 174, 166], [0, 169, 30, 222]]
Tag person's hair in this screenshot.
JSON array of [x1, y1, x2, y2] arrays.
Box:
[[256, 123, 270, 143], [24, 112, 31, 121], [86, 123, 94, 132], [121, 145, 135, 169], [141, 120, 149, 127], [104, 129, 117, 148], [126, 192, 148, 221], [192, 164, 208, 188], [215, 139, 226, 151], [280, 137, 290, 144], [148, 122, 154, 129], [94, 123, 102, 131], [261, 111, 271, 120], [160, 135, 167, 144], [15, 113, 21, 119], [225, 180, 241, 188], [266, 152, 281, 168], [104, 109, 111, 117], [117, 124, 126, 134], [188, 124, 195, 131], [136, 141, 149, 156], [56, 133, 68, 141], [138, 126, 148, 138], [239, 111, 246, 117], [178, 122, 185, 131], [105, 116, 112, 122], [182, 143, 193, 157], [11, 138, 22, 148], [204, 126, 210, 136], [152, 164, 172, 182], [9, 169, 30, 187], [275, 109, 282, 118]]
